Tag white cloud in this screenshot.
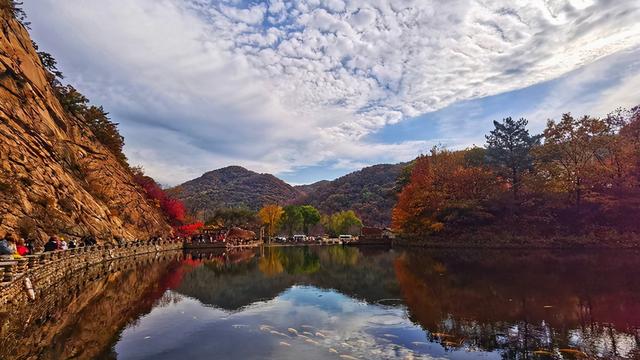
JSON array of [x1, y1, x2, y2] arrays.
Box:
[[23, 0, 640, 184]]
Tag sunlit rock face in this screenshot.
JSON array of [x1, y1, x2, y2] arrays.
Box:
[[0, 10, 171, 242]]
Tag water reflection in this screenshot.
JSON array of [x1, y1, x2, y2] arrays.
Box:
[[3, 247, 640, 359], [395, 250, 640, 359]]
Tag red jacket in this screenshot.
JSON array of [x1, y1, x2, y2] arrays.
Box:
[[17, 245, 29, 256]]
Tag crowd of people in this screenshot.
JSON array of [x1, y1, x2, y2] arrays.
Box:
[[0, 233, 35, 259], [0, 231, 186, 261], [0, 233, 99, 260]]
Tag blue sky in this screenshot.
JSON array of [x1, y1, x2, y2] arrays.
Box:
[[23, 0, 640, 185]]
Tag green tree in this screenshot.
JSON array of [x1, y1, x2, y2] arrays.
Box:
[[83, 106, 127, 164], [299, 205, 321, 234], [56, 84, 89, 114], [280, 205, 303, 236], [485, 117, 541, 199], [322, 210, 363, 236]]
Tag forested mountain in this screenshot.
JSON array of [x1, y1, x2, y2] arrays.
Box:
[[175, 164, 407, 227], [294, 164, 406, 227], [174, 166, 302, 214]]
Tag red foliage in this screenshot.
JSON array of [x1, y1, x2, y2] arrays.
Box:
[[133, 172, 186, 225], [162, 198, 186, 224], [176, 221, 204, 237]]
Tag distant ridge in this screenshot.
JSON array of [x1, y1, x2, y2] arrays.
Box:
[[174, 163, 408, 226], [174, 166, 301, 213], [293, 164, 405, 227]]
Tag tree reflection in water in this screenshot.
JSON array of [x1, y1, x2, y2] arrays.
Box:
[[178, 247, 640, 359], [4, 247, 640, 359], [394, 249, 640, 359]]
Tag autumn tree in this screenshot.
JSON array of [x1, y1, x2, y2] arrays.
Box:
[[485, 117, 540, 199], [392, 148, 497, 235], [537, 114, 612, 213], [299, 205, 321, 234], [258, 204, 284, 238]]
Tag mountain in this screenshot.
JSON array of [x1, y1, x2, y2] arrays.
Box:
[[294, 164, 406, 227], [0, 8, 170, 242], [174, 166, 302, 213], [176, 163, 407, 227]]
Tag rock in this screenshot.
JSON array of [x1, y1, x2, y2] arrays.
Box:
[[0, 10, 171, 244]]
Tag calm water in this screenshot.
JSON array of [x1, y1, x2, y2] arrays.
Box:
[[6, 246, 640, 359]]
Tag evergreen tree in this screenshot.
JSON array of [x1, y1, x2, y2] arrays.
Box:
[[485, 117, 540, 199]]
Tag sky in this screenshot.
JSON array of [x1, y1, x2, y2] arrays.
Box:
[[23, 0, 640, 186]]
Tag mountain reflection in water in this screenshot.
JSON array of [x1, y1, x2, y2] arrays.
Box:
[[4, 247, 640, 359]]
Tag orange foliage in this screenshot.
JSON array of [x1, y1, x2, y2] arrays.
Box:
[[392, 148, 496, 235]]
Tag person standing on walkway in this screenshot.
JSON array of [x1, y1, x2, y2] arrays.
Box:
[[16, 238, 29, 256], [44, 236, 59, 252]]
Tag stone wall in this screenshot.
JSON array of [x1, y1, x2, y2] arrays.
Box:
[[0, 247, 185, 359], [0, 240, 182, 307]]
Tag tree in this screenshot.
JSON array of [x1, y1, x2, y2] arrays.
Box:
[[392, 148, 497, 235], [258, 204, 284, 238], [537, 113, 612, 213], [206, 208, 257, 229], [299, 205, 321, 234], [33, 44, 64, 82], [485, 117, 541, 199], [55, 84, 89, 114], [83, 105, 127, 164], [280, 205, 303, 236], [322, 210, 363, 236], [133, 168, 187, 226]]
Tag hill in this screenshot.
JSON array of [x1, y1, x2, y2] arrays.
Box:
[[174, 166, 302, 213], [0, 6, 171, 242], [175, 163, 407, 227], [294, 164, 406, 227]]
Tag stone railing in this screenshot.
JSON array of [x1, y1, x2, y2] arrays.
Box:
[[0, 239, 183, 306]]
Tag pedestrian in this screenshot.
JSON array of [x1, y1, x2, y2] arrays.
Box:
[[68, 239, 77, 249], [44, 236, 59, 252], [16, 238, 29, 256], [26, 238, 35, 254], [60, 238, 68, 250], [0, 233, 16, 256]]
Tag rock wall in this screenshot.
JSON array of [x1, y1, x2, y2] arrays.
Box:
[[0, 8, 171, 241], [0, 240, 183, 306]]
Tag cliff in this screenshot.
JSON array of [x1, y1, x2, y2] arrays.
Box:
[[0, 7, 171, 242]]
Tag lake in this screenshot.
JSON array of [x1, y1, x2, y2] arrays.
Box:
[[5, 246, 640, 359]]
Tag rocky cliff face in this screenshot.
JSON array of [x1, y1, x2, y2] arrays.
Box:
[[0, 9, 171, 242]]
